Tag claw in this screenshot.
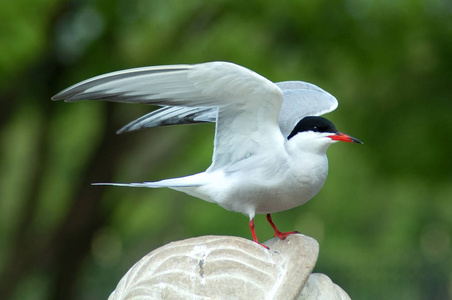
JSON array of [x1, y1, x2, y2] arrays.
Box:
[[267, 214, 298, 240]]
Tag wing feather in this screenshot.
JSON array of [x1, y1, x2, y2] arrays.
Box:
[[52, 62, 284, 169], [114, 81, 338, 138]]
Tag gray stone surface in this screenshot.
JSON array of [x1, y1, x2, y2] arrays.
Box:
[[109, 234, 349, 299], [298, 273, 351, 300]]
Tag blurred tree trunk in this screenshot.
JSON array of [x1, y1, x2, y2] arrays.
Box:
[[0, 3, 126, 299]]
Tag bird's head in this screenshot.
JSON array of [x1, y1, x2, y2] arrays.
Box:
[[287, 116, 362, 153]]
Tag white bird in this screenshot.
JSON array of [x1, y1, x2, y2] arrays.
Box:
[[52, 61, 362, 247]]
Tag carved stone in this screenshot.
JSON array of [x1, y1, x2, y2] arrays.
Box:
[[109, 234, 350, 299], [298, 273, 351, 300]]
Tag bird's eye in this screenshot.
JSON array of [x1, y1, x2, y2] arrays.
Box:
[[312, 126, 318, 131]]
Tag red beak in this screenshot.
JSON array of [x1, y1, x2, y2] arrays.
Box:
[[328, 132, 363, 144]]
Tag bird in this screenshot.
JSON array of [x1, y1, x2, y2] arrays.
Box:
[[52, 61, 362, 247]]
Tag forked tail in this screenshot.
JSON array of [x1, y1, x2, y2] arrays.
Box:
[[92, 173, 208, 188]]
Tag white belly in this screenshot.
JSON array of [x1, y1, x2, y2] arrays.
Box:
[[177, 153, 329, 218]]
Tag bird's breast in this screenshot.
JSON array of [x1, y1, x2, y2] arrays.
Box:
[[214, 153, 329, 215]]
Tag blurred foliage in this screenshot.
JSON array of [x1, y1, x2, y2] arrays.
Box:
[[0, 0, 451, 299]]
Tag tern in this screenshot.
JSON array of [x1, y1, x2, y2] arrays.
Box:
[[52, 61, 362, 247]]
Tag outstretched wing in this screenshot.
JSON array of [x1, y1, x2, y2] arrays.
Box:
[[52, 61, 284, 170], [115, 81, 337, 137], [275, 81, 337, 137], [116, 106, 215, 134]]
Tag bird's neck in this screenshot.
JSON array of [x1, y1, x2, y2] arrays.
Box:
[[285, 135, 331, 158]]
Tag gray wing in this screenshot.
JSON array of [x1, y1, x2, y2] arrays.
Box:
[[117, 81, 337, 137], [276, 81, 338, 137], [117, 106, 216, 134], [52, 61, 284, 169]]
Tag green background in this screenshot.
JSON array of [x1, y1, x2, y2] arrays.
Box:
[[1, 0, 451, 299]]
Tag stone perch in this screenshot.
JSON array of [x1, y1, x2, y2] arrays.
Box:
[[109, 234, 350, 299]]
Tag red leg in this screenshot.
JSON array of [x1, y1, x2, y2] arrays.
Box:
[[249, 218, 269, 249], [266, 214, 298, 240], [249, 218, 259, 243]]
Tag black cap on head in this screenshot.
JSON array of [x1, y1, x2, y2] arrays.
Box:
[[287, 116, 338, 140]]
